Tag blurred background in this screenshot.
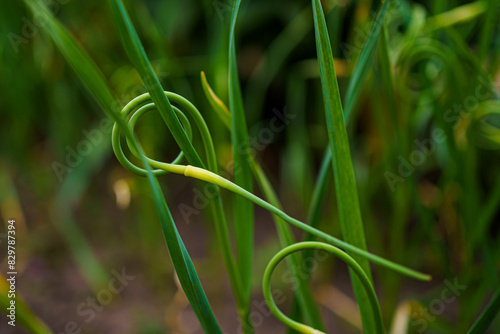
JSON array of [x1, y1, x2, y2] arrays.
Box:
[[0, 0, 499, 333]]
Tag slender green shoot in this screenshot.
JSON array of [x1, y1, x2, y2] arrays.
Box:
[[263, 242, 384, 334]]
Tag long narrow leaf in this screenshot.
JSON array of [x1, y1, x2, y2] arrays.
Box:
[[228, 0, 255, 322], [109, 0, 204, 167], [311, 0, 377, 331], [109, 2, 250, 325], [343, 0, 392, 119], [201, 74, 325, 330], [306, 0, 393, 244], [23, 1, 223, 332]]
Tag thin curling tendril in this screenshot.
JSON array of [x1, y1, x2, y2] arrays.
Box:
[[262, 242, 384, 334], [111, 91, 431, 283], [112, 91, 250, 314]]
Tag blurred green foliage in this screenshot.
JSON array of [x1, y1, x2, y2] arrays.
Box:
[[0, 0, 499, 333]]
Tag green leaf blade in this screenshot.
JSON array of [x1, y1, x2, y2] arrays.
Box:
[[228, 0, 255, 315], [24, 1, 223, 332], [310, 0, 378, 331], [109, 0, 204, 168]]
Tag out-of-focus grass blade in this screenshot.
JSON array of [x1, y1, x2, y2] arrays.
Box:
[[424, 1, 487, 33], [52, 137, 111, 291], [473, 175, 500, 248], [228, 0, 255, 317], [283, 69, 315, 207], [245, 6, 312, 122], [388, 301, 411, 334], [343, 0, 391, 119], [311, 0, 378, 331], [468, 288, 500, 334], [23, 1, 223, 332], [201, 74, 325, 330], [23, 0, 116, 115], [0, 275, 52, 334], [377, 24, 401, 149], [478, 0, 498, 62], [303, 149, 332, 245]]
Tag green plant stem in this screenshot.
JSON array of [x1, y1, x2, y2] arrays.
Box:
[[109, 1, 251, 330], [134, 160, 431, 282], [228, 3, 255, 327], [263, 242, 384, 334], [112, 92, 249, 312], [311, 0, 376, 329], [25, 0, 224, 331], [201, 73, 325, 329]]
